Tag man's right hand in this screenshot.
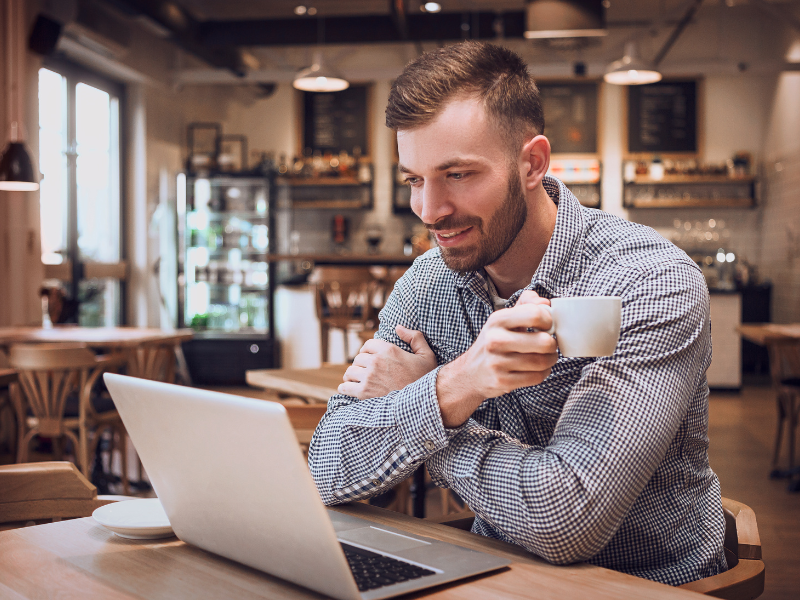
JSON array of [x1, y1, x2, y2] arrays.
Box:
[[436, 290, 559, 428]]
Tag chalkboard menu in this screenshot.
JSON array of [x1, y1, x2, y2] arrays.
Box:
[[628, 80, 697, 153], [302, 85, 369, 155], [538, 81, 598, 154]]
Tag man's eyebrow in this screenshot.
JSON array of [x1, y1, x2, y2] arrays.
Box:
[[435, 158, 478, 171], [397, 158, 479, 174]]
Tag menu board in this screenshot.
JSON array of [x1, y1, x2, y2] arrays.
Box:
[[302, 85, 368, 155], [538, 81, 598, 154], [628, 80, 697, 153]]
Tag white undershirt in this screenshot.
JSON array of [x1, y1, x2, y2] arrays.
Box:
[[485, 276, 508, 311]]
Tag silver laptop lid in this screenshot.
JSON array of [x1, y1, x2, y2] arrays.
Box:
[[104, 373, 361, 600]]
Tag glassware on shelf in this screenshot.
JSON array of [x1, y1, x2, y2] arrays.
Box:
[[365, 223, 384, 255]]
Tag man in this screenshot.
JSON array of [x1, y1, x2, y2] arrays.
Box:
[[308, 42, 726, 586]]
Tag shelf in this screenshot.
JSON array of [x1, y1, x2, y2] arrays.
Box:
[[189, 283, 269, 291], [625, 197, 754, 209], [189, 211, 270, 220], [277, 177, 373, 209], [627, 175, 755, 184], [187, 247, 270, 257], [623, 175, 756, 209], [276, 176, 369, 186], [268, 253, 415, 266]]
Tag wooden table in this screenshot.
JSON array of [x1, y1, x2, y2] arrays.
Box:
[[737, 323, 800, 347], [246, 364, 346, 403], [0, 326, 194, 383], [0, 502, 702, 600]]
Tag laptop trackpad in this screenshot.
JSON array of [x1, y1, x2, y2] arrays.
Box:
[[338, 526, 430, 553]]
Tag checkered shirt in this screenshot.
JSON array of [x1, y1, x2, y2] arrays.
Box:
[[308, 176, 727, 586]]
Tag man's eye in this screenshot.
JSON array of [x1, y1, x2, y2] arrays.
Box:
[[449, 172, 466, 180], [404, 177, 421, 186]]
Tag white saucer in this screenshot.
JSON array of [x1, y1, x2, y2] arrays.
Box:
[[92, 498, 174, 540]]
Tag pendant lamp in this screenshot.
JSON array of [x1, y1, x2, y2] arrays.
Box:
[[293, 17, 349, 93], [293, 51, 349, 92], [604, 41, 662, 86], [0, 0, 39, 191]]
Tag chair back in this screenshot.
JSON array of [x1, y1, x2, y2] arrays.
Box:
[[774, 341, 800, 380], [284, 403, 327, 458], [679, 497, 764, 599], [310, 267, 377, 362], [8, 344, 98, 436], [311, 267, 375, 327], [0, 461, 113, 526]]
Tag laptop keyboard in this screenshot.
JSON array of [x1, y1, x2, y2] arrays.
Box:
[[340, 543, 436, 592]]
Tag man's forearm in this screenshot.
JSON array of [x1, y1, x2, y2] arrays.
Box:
[[308, 369, 450, 504]]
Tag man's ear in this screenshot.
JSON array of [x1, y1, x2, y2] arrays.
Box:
[[520, 135, 551, 191]]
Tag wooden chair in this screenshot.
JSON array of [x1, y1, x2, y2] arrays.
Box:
[[8, 344, 129, 492], [310, 267, 376, 363], [0, 369, 19, 457], [0, 461, 116, 530], [680, 498, 765, 599], [284, 403, 328, 458], [431, 498, 765, 600], [769, 342, 800, 479]]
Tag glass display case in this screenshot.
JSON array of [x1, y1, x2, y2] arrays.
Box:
[[178, 175, 276, 383]]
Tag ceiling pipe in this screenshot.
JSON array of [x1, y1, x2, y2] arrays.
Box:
[[652, 0, 704, 67], [390, 0, 410, 41], [199, 11, 526, 47], [100, 0, 250, 75]]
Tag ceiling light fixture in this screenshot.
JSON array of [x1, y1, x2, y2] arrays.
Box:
[[524, 0, 607, 39], [293, 51, 349, 92], [293, 17, 349, 93], [0, 0, 39, 192], [422, 2, 442, 12], [603, 41, 662, 85]]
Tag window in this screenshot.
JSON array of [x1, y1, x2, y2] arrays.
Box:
[[38, 61, 124, 326]]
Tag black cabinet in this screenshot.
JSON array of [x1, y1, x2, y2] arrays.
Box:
[[741, 284, 771, 375], [182, 337, 276, 385]]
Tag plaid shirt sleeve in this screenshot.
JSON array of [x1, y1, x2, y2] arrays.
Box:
[[307, 261, 454, 505], [425, 259, 712, 566]]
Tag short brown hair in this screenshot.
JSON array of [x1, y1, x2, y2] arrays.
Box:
[[386, 42, 544, 155]]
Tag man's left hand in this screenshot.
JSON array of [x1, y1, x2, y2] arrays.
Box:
[[338, 325, 438, 399]]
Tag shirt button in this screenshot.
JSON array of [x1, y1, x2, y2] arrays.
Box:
[[371, 478, 380, 486], [423, 440, 436, 451]]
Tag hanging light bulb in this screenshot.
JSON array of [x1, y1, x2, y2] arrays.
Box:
[[604, 41, 662, 85]]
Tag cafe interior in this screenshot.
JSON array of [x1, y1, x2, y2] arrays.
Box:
[[1, 0, 799, 598]]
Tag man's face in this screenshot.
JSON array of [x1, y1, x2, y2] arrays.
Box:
[[397, 97, 527, 273]]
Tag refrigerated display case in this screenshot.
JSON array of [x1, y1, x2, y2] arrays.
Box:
[[178, 175, 277, 383]]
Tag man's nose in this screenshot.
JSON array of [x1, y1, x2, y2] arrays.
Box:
[[413, 180, 453, 225]]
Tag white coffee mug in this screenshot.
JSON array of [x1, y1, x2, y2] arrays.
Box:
[[541, 296, 622, 357]]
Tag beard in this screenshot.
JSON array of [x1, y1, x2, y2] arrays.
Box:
[[431, 167, 528, 274]]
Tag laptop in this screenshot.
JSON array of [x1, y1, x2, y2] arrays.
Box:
[[103, 373, 510, 600]]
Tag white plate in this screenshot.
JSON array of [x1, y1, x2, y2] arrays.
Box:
[[92, 498, 174, 540]]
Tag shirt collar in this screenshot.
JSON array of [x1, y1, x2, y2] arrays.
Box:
[[451, 176, 586, 302]]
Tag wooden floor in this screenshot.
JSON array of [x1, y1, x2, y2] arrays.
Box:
[[2, 383, 798, 598], [708, 385, 800, 600]]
